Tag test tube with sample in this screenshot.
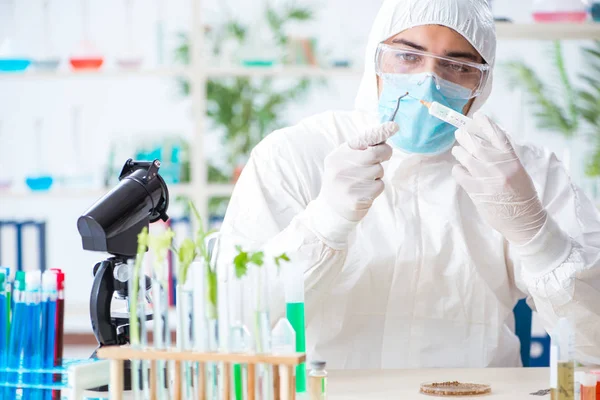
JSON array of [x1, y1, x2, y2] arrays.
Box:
[[418, 99, 473, 129], [551, 318, 575, 400], [285, 261, 307, 393]]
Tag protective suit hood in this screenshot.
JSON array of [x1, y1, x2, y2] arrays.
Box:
[[355, 0, 496, 117]]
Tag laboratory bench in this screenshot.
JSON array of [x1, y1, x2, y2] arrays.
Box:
[[76, 367, 550, 399], [325, 367, 549, 399]]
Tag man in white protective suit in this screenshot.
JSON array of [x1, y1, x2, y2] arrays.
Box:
[[219, 0, 600, 369]]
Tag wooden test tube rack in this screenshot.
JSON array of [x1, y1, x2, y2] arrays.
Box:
[[97, 346, 306, 400]]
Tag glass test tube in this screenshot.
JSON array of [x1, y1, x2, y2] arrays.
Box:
[[176, 276, 195, 398], [582, 374, 597, 400], [151, 258, 170, 400], [252, 263, 272, 399], [228, 264, 253, 400], [191, 261, 208, 399], [205, 233, 221, 400], [128, 259, 149, 400], [554, 318, 575, 400], [285, 260, 307, 393]]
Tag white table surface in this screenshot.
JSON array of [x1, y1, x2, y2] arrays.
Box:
[[326, 368, 549, 399]]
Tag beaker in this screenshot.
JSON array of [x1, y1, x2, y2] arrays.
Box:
[[116, 0, 143, 69], [0, 1, 31, 72], [532, 0, 588, 22], [69, 0, 104, 70], [58, 106, 96, 188], [239, 11, 279, 67], [25, 118, 53, 191], [33, 0, 60, 71]]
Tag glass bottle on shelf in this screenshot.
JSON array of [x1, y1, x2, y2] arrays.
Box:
[[532, 0, 588, 22], [116, 0, 143, 69], [0, 0, 31, 72], [588, 0, 600, 21], [33, 0, 60, 71], [239, 7, 279, 68], [69, 0, 104, 70], [25, 118, 53, 191]]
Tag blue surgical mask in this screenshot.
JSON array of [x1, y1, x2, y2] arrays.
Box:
[[378, 73, 469, 154]]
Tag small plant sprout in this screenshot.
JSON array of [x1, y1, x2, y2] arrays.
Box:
[[148, 228, 175, 287], [189, 201, 219, 318], [176, 238, 197, 285], [234, 246, 264, 278]]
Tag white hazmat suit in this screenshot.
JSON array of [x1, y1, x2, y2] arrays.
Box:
[[220, 0, 600, 368]]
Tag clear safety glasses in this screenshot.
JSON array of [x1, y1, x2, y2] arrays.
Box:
[[375, 43, 490, 100]]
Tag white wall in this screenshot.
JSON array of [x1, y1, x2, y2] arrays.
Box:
[[0, 0, 597, 338]]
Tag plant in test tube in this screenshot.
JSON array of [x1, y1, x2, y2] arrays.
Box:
[[190, 202, 218, 318], [148, 229, 175, 400], [174, 237, 197, 398], [189, 202, 220, 399], [129, 227, 149, 400], [130, 227, 148, 347]]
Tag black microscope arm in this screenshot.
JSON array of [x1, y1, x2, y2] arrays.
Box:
[[90, 260, 119, 347]]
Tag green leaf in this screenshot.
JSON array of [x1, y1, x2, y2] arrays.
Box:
[[249, 251, 264, 267], [207, 267, 218, 313], [234, 249, 249, 278], [177, 238, 197, 284], [287, 7, 313, 21], [274, 253, 291, 269]]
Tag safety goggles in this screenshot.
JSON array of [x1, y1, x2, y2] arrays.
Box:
[[375, 43, 490, 100]]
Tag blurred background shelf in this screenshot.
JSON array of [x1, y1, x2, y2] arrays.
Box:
[[0, 66, 364, 80], [495, 22, 600, 39], [0, 67, 194, 80], [0, 183, 234, 198], [206, 66, 364, 78]]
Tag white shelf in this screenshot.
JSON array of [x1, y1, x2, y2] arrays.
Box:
[[206, 183, 235, 197], [0, 66, 363, 81], [0, 183, 235, 199], [0, 67, 193, 81], [496, 22, 600, 40], [206, 66, 363, 78]]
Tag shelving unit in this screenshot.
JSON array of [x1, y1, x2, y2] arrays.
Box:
[[3, 21, 600, 221], [495, 22, 600, 40], [0, 182, 235, 199]]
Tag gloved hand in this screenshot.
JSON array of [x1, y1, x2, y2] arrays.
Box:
[[317, 121, 398, 222], [451, 112, 547, 246]]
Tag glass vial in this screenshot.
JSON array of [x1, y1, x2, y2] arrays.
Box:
[[582, 373, 597, 400], [308, 361, 327, 400]]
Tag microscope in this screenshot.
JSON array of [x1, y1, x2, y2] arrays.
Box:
[[77, 159, 169, 389]]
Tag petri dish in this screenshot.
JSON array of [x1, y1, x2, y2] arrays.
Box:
[[420, 381, 491, 396]]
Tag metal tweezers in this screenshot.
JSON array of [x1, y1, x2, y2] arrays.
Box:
[[389, 92, 410, 121]]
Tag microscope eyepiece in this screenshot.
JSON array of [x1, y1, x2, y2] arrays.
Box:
[[77, 159, 169, 257]]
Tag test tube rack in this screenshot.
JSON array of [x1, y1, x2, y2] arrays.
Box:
[[97, 346, 306, 400]]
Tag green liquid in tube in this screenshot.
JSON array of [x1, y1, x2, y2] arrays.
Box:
[[286, 302, 306, 392], [234, 363, 243, 400]]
